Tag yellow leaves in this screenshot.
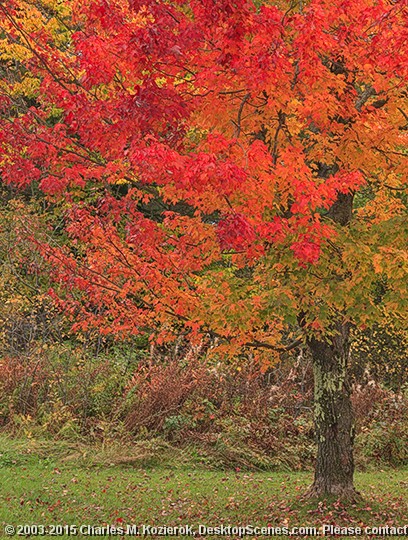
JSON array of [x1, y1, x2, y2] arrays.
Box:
[[42, 0, 72, 16], [44, 16, 70, 47], [113, 177, 130, 185], [174, 72, 194, 87], [285, 115, 305, 138], [0, 0, 73, 110], [0, 142, 15, 168], [372, 248, 407, 278], [9, 75, 41, 99], [0, 41, 33, 63], [155, 77, 167, 88]]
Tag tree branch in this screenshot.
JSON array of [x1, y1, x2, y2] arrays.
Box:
[[245, 337, 304, 352], [234, 93, 250, 138]]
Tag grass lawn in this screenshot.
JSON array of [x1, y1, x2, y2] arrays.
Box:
[[0, 436, 407, 538]]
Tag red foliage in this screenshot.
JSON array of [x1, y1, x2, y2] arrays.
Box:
[[217, 213, 256, 251]]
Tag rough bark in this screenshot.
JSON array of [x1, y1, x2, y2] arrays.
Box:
[[300, 159, 359, 500], [306, 322, 359, 500]]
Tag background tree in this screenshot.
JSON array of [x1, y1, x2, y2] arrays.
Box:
[[0, 0, 407, 499]]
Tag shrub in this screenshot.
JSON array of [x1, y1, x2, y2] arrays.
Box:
[[354, 383, 408, 467], [0, 346, 127, 437], [123, 353, 209, 434], [1, 340, 407, 469]]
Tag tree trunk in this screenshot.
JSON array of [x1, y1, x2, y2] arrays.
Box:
[[306, 321, 359, 499]]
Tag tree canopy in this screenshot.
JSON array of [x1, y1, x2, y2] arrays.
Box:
[[1, 0, 407, 498]]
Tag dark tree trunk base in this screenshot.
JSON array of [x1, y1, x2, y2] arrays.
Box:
[[307, 321, 358, 501], [303, 481, 361, 502]]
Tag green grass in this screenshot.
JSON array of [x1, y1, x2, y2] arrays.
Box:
[[0, 436, 407, 538]]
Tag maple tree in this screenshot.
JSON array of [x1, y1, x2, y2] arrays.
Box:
[[0, 0, 407, 498]]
